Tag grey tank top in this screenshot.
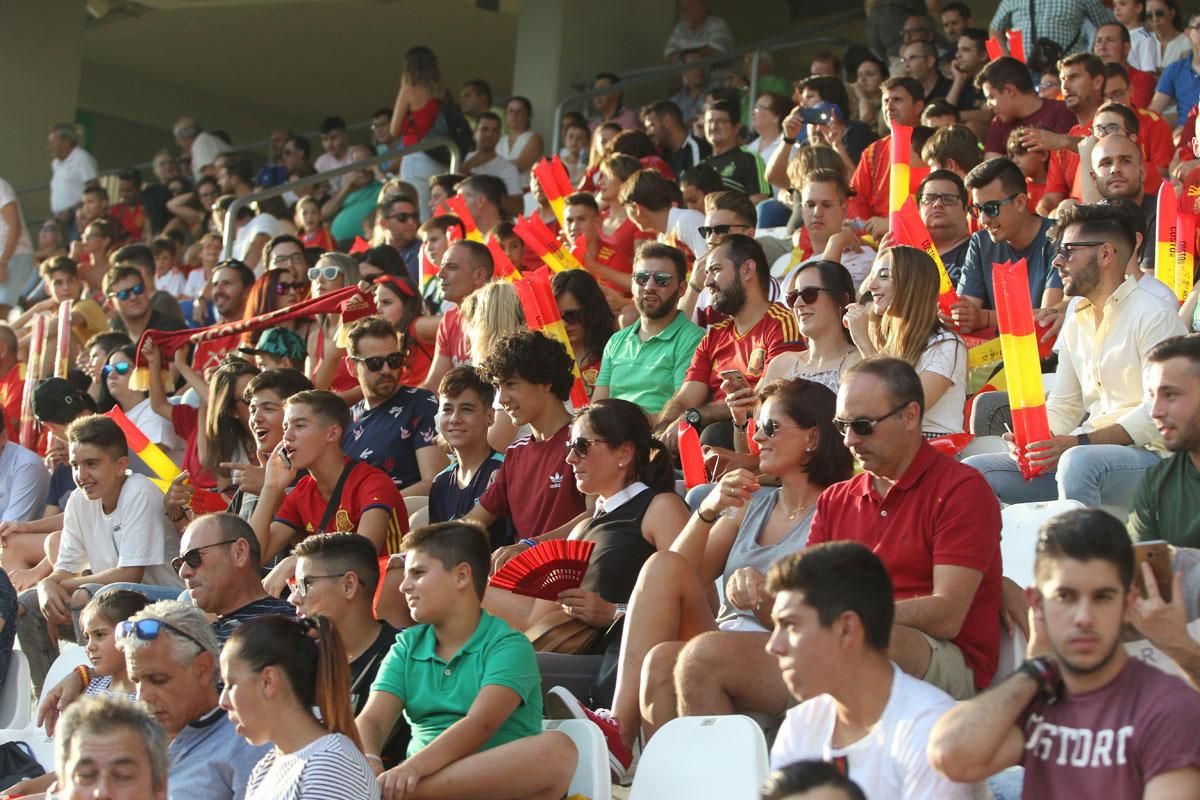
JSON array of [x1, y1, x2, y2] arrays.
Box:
[[716, 487, 815, 628]]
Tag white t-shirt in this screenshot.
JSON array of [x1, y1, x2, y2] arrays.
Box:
[[183, 267, 208, 300], [125, 397, 186, 474], [466, 151, 524, 196], [770, 664, 978, 799], [234, 215, 286, 270], [0, 178, 33, 258], [314, 151, 355, 192], [916, 330, 968, 435], [1129, 26, 1159, 72], [49, 146, 99, 214], [245, 733, 380, 800], [190, 131, 233, 179], [55, 472, 183, 589], [497, 129, 535, 189], [664, 207, 707, 258], [156, 269, 190, 299], [0, 439, 50, 523]]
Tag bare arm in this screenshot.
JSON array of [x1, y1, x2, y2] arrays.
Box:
[[355, 507, 391, 554], [60, 565, 146, 592], [397, 685, 522, 782], [1151, 92, 1172, 115], [357, 690, 406, 760], [402, 448, 451, 498], [927, 672, 1033, 782], [893, 564, 984, 640], [1145, 769, 1200, 799], [653, 380, 712, 435]]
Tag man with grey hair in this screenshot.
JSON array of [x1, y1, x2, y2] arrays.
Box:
[[56, 694, 169, 800], [174, 116, 232, 180], [119, 599, 268, 799], [46, 122, 97, 228]]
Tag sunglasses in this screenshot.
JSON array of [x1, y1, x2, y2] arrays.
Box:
[[274, 280, 308, 295], [833, 402, 910, 437], [697, 223, 750, 239], [384, 212, 417, 223], [565, 436, 609, 457], [352, 351, 405, 371], [171, 538, 239, 573], [632, 270, 675, 287], [561, 309, 585, 325], [286, 572, 348, 598], [785, 286, 828, 307], [917, 192, 961, 207], [101, 362, 132, 378], [1053, 240, 1105, 260], [117, 618, 207, 652], [967, 194, 1020, 219], [309, 265, 343, 281], [109, 282, 146, 302], [757, 418, 801, 438]]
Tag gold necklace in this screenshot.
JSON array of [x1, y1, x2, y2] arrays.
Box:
[[778, 488, 818, 520]]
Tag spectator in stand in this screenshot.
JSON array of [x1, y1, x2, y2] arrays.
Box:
[[462, 112, 523, 205], [902, 41, 956, 105], [75, 218, 116, 289], [655, 235, 802, 447], [253, 128, 292, 189], [669, 49, 713, 130], [47, 122, 98, 231], [953, 157, 1062, 331], [1114, 0, 1160, 71], [921, 124, 983, 178], [664, 0, 733, 62], [552, 270, 615, 397], [1147, 0, 1191, 68], [313, 115, 355, 193], [390, 46, 452, 218], [945, 29, 989, 123], [930, 509, 1200, 796], [113, 243, 185, 322], [1007, 128, 1052, 208], [848, 77, 927, 239], [150, 236, 190, 299], [240, 272, 309, 356], [963, 202, 1187, 509], [356, 522, 577, 798], [83, 332, 131, 410], [220, 614, 380, 798], [53, 695, 169, 800], [456, 174, 506, 241], [110, 167, 147, 243], [1035, 53, 1110, 214], [0, 325, 25, 450], [0, 404, 53, 523], [1094, 23, 1157, 108], [421, 240, 494, 392], [978, 58, 1078, 159], [498, 96, 544, 191], [561, 120, 591, 186], [173, 116, 232, 180], [564, 192, 634, 299], [591, 72, 639, 132], [18, 416, 185, 695], [104, 265, 186, 347], [1086, 133, 1162, 272], [1151, 8, 1200, 122], [989, 0, 1115, 61], [594, 243, 704, 418], [98, 342, 185, 470], [295, 196, 335, 252], [764, 543, 978, 797], [598, 154, 647, 261], [747, 93, 791, 169], [701, 100, 770, 203], [1130, 335, 1200, 547], [867, 3, 933, 67], [1103, 65, 1174, 180], [371, 274, 434, 387], [776, 168, 875, 287], [377, 193, 421, 283], [645, 100, 711, 180], [620, 169, 706, 260], [916, 171, 974, 285], [679, 163, 724, 214], [844, 248, 968, 435], [325, 144, 382, 247], [0, 175, 35, 316], [342, 316, 444, 497], [459, 79, 504, 131]]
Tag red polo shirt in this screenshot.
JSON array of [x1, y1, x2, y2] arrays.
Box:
[[808, 441, 1002, 689]]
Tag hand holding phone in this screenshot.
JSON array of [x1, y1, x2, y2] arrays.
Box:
[[719, 368, 750, 393], [1134, 540, 1173, 602]]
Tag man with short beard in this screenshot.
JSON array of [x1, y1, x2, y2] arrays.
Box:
[[193, 260, 254, 374], [592, 243, 704, 420]]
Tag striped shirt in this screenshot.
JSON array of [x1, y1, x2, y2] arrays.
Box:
[[244, 733, 380, 800]]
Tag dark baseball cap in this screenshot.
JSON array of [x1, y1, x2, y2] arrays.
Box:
[[33, 376, 96, 425], [238, 327, 306, 363]]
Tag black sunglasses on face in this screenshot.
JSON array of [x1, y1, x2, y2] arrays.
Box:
[[758, 418, 801, 438], [117, 618, 207, 652], [1053, 240, 1106, 261], [352, 351, 405, 371], [110, 282, 146, 302], [102, 362, 132, 378], [274, 280, 307, 295], [172, 538, 240, 573], [633, 270, 675, 287], [561, 309, 585, 325], [565, 437, 609, 457], [786, 286, 828, 307], [833, 402, 910, 437], [698, 223, 750, 239], [967, 194, 1020, 219], [287, 572, 348, 599]]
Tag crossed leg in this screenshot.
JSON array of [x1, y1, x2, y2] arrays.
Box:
[[394, 730, 576, 800]]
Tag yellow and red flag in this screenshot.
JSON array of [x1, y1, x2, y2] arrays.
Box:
[[485, 237, 523, 283], [514, 214, 583, 273], [890, 197, 960, 316], [419, 241, 439, 289], [1156, 182, 1179, 296], [19, 314, 46, 450], [992, 258, 1052, 480], [444, 196, 484, 242], [1177, 211, 1196, 302], [888, 123, 913, 231], [107, 404, 180, 490], [511, 270, 589, 408], [532, 156, 573, 229]]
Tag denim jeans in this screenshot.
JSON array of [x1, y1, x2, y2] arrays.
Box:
[[963, 444, 1162, 510]]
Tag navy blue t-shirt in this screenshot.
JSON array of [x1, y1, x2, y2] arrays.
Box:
[[428, 452, 512, 549], [46, 463, 75, 511], [957, 215, 1062, 310], [344, 387, 439, 491]]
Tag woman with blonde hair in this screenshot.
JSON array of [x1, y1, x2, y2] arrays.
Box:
[[307, 252, 363, 402], [460, 280, 527, 450], [844, 245, 967, 434]]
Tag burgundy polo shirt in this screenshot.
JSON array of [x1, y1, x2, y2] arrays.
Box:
[[809, 441, 1002, 688]]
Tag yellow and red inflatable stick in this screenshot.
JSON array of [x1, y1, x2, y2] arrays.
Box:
[[485, 237, 523, 283], [678, 420, 706, 489], [443, 196, 484, 242], [890, 197, 960, 317], [992, 258, 1052, 479], [511, 270, 589, 408], [532, 156, 573, 228], [514, 215, 583, 273], [889, 123, 913, 231], [18, 314, 46, 450]]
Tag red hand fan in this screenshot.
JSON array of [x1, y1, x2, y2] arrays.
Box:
[[489, 540, 595, 601]]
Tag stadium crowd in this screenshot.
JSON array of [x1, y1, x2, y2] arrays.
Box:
[[6, 0, 1200, 796]]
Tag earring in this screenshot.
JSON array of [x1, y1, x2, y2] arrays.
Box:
[[618, 462, 625, 469], [806, 446, 816, 453]]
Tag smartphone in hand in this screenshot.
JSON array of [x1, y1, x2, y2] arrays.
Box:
[[1133, 540, 1173, 602]]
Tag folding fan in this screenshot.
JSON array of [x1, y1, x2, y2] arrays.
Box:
[[489, 540, 595, 601]]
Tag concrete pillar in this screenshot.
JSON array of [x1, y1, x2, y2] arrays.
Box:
[[0, 0, 87, 214]]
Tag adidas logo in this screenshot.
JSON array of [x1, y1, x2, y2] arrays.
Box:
[[549, 472, 563, 489]]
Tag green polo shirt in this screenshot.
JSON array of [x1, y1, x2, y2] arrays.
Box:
[[371, 610, 542, 757], [1129, 451, 1200, 549], [595, 311, 705, 414]]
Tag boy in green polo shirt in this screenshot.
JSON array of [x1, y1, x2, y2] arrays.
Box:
[[356, 521, 577, 798]]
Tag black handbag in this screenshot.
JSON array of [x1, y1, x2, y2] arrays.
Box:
[[0, 740, 45, 790]]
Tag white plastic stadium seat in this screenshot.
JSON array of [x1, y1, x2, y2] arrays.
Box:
[[0, 650, 33, 730], [543, 718, 611, 800], [0, 644, 90, 770], [629, 715, 769, 800], [1001, 500, 1084, 588]]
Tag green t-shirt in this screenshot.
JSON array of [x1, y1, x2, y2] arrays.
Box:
[[1128, 451, 1200, 548], [370, 610, 542, 757], [595, 311, 706, 415], [331, 181, 383, 242]]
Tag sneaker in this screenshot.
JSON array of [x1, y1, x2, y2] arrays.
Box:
[[545, 685, 633, 775]]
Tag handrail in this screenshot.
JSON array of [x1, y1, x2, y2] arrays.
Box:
[[221, 136, 461, 259], [550, 11, 864, 153]]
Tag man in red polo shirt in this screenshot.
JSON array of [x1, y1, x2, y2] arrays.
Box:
[[654, 235, 801, 448], [809, 357, 1002, 700], [848, 76, 926, 240]]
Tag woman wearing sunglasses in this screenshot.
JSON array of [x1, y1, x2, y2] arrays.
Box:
[[546, 379, 854, 770], [844, 246, 968, 435], [374, 274, 437, 388], [306, 253, 363, 402], [552, 269, 616, 399], [220, 615, 380, 799], [1147, 0, 1189, 70], [240, 268, 312, 350], [99, 344, 186, 471]]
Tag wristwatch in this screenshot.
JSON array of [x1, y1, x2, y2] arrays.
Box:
[[684, 408, 702, 429], [782, 135, 797, 145], [1019, 657, 1062, 704], [1076, 432, 1091, 447]]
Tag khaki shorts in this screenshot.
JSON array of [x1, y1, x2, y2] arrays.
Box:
[[918, 632, 976, 700]]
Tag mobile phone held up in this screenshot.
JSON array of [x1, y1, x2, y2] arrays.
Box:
[[1133, 540, 1173, 602], [798, 107, 833, 126]]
